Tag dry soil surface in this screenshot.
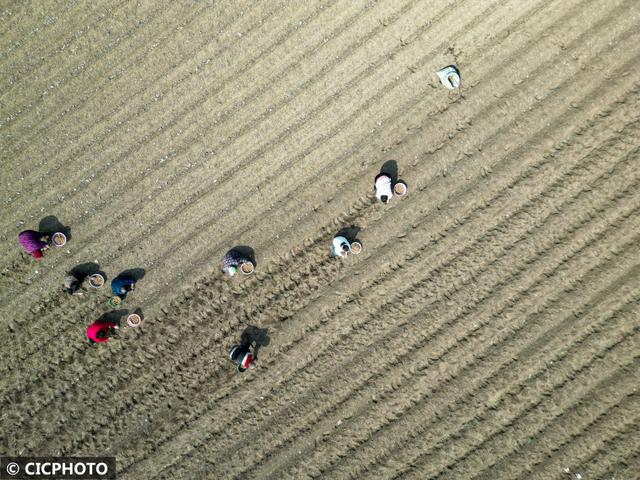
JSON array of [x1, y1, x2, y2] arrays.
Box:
[[1, 1, 639, 479]]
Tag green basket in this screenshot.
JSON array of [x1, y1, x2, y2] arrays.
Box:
[[107, 296, 122, 309]]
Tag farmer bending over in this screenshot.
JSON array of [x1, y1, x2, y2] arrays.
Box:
[[374, 173, 393, 204], [228, 343, 257, 372], [332, 235, 351, 258], [223, 249, 251, 276], [111, 276, 136, 298], [63, 273, 84, 296], [87, 320, 119, 344], [18, 230, 50, 260]]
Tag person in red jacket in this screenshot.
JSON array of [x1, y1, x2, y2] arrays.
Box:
[[87, 320, 118, 344]]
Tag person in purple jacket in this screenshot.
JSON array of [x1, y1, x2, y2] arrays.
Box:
[[222, 249, 252, 276], [18, 230, 50, 260]]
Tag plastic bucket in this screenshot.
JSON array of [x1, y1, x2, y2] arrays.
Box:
[[52, 232, 67, 247], [240, 262, 254, 275], [350, 241, 363, 255], [88, 274, 105, 289], [394, 181, 408, 197], [127, 313, 142, 328], [107, 296, 122, 308]]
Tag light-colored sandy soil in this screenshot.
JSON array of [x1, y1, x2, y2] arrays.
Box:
[[1, 0, 639, 478]]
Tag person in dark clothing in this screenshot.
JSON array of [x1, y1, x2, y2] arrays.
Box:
[[228, 343, 257, 372], [63, 274, 84, 296], [223, 249, 252, 276], [111, 276, 135, 298]]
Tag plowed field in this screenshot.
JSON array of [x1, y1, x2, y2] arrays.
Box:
[[1, 1, 639, 479]]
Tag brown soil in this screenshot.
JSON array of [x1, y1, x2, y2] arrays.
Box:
[[1, 1, 638, 479]]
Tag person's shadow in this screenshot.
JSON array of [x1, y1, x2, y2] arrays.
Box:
[[230, 246, 256, 267], [240, 325, 270, 359], [114, 268, 146, 282], [378, 160, 399, 185], [69, 262, 106, 283], [38, 215, 71, 241], [336, 225, 361, 243], [98, 309, 129, 326], [376, 159, 407, 192]]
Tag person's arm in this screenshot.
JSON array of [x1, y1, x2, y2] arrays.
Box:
[[35, 237, 50, 255], [97, 322, 118, 342]]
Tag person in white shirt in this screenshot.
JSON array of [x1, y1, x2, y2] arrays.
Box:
[[63, 273, 84, 296], [332, 235, 351, 257], [374, 173, 393, 203]]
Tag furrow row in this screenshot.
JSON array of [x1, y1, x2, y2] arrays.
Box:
[[329, 268, 640, 480], [0, 0, 415, 215], [324, 251, 640, 479], [360, 288, 639, 480], [1, 2, 638, 478], [61, 114, 640, 464], [1, 0, 552, 253], [3, 69, 636, 444], [1, 0, 386, 191], [0, 1, 74, 44], [192, 135, 640, 477], [0, 0, 568, 362], [1, 0, 624, 324], [0, 0, 131, 89], [518, 390, 640, 480], [0, 1, 80, 63], [577, 422, 640, 480], [0, 0, 185, 116], [413, 349, 639, 480], [130, 164, 640, 476], [7, 77, 636, 434], [600, 453, 640, 480], [1, 0, 326, 178], [425, 322, 640, 479], [262, 201, 636, 478], [41, 0, 638, 314]]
